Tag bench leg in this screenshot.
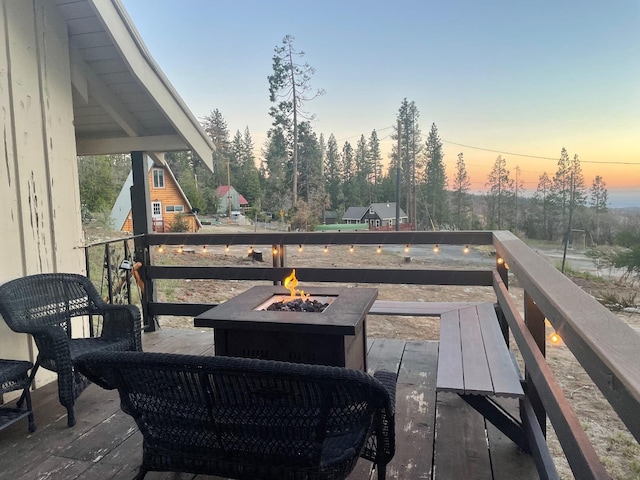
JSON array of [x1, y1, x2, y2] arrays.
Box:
[[459, 395, 529, 453]]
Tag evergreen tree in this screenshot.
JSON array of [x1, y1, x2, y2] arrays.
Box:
[[424, 123, 447, 228], [201, 109, 231, 187], [324, 134, 343, 211], [451, 153, 472, 229], [354, 135, 371, 205], [297, 122, 323, 219], [77, 155, 117, 216], [589, 175, 609, 245], [268, 35, 323, 206], [530, 172, 555, 240], [368, 130, 383, 202], [261, 128, 290, 212], [341, 141, 359, 206], [390, 99, 422, 225], [485, 155, 513, 230]]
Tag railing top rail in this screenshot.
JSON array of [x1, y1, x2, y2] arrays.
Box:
[[144, 230, 494, 246], [493, 230, 640, 441], [80, 234, 143, 248]]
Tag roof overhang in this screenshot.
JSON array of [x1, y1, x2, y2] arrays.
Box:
[[55, 0, 214, 170]]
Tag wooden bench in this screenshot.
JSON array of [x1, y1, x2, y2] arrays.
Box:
[[436, 303, 558, 478]]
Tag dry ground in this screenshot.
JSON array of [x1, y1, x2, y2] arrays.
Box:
[[90, 223, 640, 479]]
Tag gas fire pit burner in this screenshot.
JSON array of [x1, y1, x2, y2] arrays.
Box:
[[265, 297, 330, 312]]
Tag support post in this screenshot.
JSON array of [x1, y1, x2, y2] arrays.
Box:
[[130, 151, 159, 332], [524, 290, 547, 436]]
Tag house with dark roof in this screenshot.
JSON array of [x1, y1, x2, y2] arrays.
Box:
[[343, 206, 368, 224], [342, 203, 409, 229], [362, 202, 409, 229]]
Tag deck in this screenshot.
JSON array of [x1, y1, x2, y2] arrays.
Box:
[[0, 328, 538, 479]]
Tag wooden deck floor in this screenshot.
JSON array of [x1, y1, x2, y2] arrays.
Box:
[[0, 329, 539, 479]]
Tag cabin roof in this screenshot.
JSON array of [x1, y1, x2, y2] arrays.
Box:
[[54, 0, 214, 169]]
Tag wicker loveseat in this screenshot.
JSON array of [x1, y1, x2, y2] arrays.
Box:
[[76, 351, 396, 480], [0, 273, 142, 426]]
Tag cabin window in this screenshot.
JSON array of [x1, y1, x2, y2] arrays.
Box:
[[369, 207, 374, 214], [165, 205, 184, 213], [153, 169, 165, 188], [152, 202, 162, 216]]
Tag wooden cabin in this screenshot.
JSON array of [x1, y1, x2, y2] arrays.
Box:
[[111, 155, 202, 233]]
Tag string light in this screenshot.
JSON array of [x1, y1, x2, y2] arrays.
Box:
[[323, 245, 328, 253], [298, 244, 303, 253], [272, 246, 278, 255], [377, 245, 382, 254], [549, 332, 562, 345], [157, 245, 164, 253], [497, 257, 505, 265], [248, 246, 253, 254], [404, 244, 410, 253], [177, 246, 183, 253], [349, 245, 354, 253], [202, 245, 207, 253], [463, 245, 469, 254], [224, 244, 230, 253], [433, 244, 440, 253]]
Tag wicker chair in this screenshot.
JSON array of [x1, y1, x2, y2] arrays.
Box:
[[0, 273, 142, 427], [76, 351, 396, 480]]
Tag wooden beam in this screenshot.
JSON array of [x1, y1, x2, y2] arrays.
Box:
[[76, 135, 188, 155]]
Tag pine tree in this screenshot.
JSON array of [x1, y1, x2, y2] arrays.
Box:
[[391, 99, 422, 225], [485, 155, 513, 230], [451, 153, 472, 229], [531, 172, 555, 240], [368, 130, 383, 202], [424, 123, 447, 228], [589, 175, 608, 245], [201, 109, 231, 187], [324, 134, 343, 210], [268, 35, 324, 207]]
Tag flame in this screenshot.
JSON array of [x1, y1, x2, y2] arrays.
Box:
[[283, 269, 308, 298]]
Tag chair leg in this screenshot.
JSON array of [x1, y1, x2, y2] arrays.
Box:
[[133, 467, 148, 480], [17, 360, 39, 409], [66, 406, 76, 427], [23, 386, 36, 433]]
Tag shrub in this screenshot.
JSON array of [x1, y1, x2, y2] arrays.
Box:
[[168, 213, 190, 232]]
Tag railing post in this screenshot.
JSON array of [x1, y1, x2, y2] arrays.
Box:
[[524, 290, 547, 436], [104, 244, 114, 305]]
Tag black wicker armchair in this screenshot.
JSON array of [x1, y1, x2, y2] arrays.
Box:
[[76, 351, 396, 480], [0, 273, 142, 427]]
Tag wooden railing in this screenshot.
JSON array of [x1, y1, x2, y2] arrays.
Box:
[[84, 229, 640, 479]]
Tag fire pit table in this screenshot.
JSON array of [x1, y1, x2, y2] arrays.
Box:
[[194, 285, 377, 371]]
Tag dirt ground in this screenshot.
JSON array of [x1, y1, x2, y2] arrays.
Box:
[[93, 223, 640, 479]]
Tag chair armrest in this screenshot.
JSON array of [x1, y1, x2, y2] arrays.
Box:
[[99, 304, 142, 351], [361, 370, 396, 465], [373, 370, 397, 415], [27, 325, 72, 364]]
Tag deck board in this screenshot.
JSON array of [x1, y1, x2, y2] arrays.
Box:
[[0, 328, 539, 479]]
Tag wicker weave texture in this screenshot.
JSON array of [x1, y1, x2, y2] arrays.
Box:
[[77, 351, 396, 480], [0, 273, 142, 426]]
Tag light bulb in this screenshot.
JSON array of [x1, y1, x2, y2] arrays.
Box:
[[433, 244, 439, 253]]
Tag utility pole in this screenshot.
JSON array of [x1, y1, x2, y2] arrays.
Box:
[[395, 120, 401, 231], [561, 168, 575, 273], [227, 157, 232, 222]]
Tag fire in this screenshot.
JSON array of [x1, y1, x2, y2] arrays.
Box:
[[283, 269, 308, 299]]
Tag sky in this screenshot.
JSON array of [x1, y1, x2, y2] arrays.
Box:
[[120, 0, 640, 207]]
